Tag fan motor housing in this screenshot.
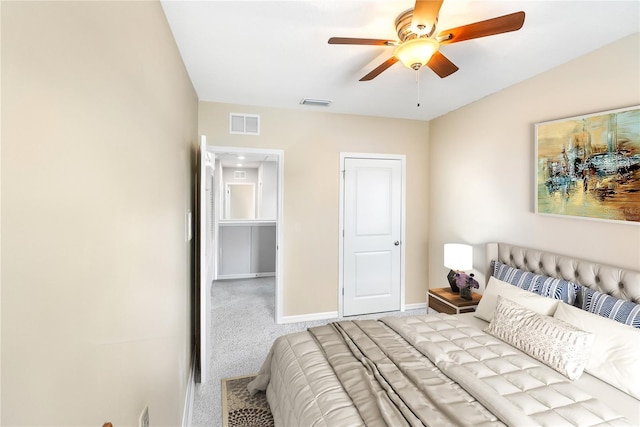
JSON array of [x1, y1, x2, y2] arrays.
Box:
[[395, 9, 437, 42]]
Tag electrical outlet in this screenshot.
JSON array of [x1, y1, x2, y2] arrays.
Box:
[[139, 406, 149, 427]]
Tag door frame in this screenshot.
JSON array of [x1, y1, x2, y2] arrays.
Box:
[[338, 152, 407, 317], [206, 145, 285, 323], [197, 136, 213, 383]]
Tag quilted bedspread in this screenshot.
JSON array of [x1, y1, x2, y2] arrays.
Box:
[[248, 314, 631, 426]]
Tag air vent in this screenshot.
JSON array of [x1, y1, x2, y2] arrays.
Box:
[[230, 113, 260, 135], [300, 98, 332, 107], [234, 171, 246, 179]]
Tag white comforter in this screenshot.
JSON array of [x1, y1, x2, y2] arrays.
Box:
[[249, 314, 632, 426]]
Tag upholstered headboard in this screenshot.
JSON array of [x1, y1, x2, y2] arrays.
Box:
[[486, 242, 640, 304]]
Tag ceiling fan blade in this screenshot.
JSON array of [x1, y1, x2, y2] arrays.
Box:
[[412, 0, 444, 34], [328, 37, 396, 46], [438, 11, 525, 45], [360, 57, 399, 81], [427, 51, 459, 78]]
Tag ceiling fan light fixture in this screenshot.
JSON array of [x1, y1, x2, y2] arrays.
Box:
[[394, 37, 439, 71]]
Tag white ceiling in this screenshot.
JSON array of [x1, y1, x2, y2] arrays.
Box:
[[161, 1, 639, 122]]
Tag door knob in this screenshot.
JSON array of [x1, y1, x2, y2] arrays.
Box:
[[394, 241, 400, 246]]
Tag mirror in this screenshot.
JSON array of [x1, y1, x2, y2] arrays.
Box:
[[225, 183, 255, 219], [217, 153, 278, 221]]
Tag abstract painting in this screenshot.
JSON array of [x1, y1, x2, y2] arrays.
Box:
[[535, 106, 640, 223]]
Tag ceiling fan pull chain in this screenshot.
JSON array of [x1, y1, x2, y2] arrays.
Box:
[[416, 69, 421, 107]]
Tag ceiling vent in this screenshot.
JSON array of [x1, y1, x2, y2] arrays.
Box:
[[300, 98, 332, 107], [230, 113, 260, 135]]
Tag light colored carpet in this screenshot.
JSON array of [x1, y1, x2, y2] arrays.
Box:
[[190, 277, 428, 426]]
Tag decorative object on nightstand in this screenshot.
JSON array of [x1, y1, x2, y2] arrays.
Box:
[[454, 271, 480, 300], [444, 243, 473, 293]]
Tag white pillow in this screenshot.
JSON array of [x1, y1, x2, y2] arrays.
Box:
[[485, 296, 594, 380], [554, 302, 640, 399], [474, 276, 560, 322]]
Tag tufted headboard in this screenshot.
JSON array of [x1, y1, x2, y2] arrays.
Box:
[[485, 242, 640, 304]]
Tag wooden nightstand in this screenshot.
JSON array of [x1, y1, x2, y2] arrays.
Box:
[[427, 287, 482, 315]]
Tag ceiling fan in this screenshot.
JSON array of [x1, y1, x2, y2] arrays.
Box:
[[328, 0, 525, 81]]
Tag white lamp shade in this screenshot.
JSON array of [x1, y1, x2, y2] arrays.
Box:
[[444, 243, 473, 271]]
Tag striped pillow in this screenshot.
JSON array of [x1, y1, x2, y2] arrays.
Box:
[[485, 296, 594, 380], [582, 287, 640, 328], [493, 261, 579, 305]]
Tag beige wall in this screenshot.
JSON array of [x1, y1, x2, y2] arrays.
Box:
[[428, 33, 640, 289], [199, 104, 430, 316], [0, 2, 3, 421], [1, 2, 198, 426]]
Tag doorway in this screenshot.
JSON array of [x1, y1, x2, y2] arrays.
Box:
[[339, 153, 406, 317], [207, 145, 284, 320]]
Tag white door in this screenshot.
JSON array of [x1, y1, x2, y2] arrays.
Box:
[[343, 157, 403, 316], [196, 136, 213, 383]]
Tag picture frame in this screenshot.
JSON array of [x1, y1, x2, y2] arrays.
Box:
[[534, 105, 640, 224]]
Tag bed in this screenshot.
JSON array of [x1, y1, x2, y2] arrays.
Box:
[[248, 242, 640, 426]]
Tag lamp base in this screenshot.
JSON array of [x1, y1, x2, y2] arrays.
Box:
[[447, 269, 459, 293]]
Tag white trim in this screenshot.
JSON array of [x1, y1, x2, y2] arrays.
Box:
[[214, 160, 222, 280], [205, 145, 284, 325], [279, 311, 339, 324], [405, 302, 427, 310], [275, 153, 284, 324], [339, 152, 407, 317], [338, 156, 345, 318], [219, 220, 276, 227], [400, 156, 406, 312], [216, 272, 275, 280], [182, 352, 196, 427], [198, 137, 209, 383]]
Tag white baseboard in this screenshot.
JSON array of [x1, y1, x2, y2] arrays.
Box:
[[217, 272, 275, 280], [405, 302, 427, 311], [278, 311, 339, 324], [182, 351, 196, 427]]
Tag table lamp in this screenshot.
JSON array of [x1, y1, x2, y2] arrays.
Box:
[[444, 243, 473, 293]]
